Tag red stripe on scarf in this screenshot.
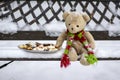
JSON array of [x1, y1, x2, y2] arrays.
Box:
[[79, 36, 86, 43], [84, 45, 89, 49], [88, 51, 94, 54], [66, 45, 71, 50]]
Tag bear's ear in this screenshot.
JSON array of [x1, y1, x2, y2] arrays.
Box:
[[62, 12, 70, 20], [82, 13, 90, 22]]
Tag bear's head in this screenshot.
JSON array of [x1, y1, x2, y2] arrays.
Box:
[[63, 12, 90, 33]]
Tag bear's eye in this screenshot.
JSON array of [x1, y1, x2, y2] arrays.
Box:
[[68, 24, 70, 25], [76, 25, 79, 27]]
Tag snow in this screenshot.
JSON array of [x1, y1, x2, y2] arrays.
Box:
[[0, 1, 120, 80], [21, 24, 41, 31], [0, 19, 44, 32], [0, 19, 120, 37], [0, 19, 18, 34], [0, 61, 120, 80], [0, 40, 120, 59], [0, 1, 120, 37], [44, 22, 66, 36], [0, 40, 63, 59], [108, 23, 120, 37], [0, 40, 120, 80], [95, 40, 120, 57]]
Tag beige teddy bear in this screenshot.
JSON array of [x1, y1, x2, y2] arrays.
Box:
[[55, 12, 97, 68]]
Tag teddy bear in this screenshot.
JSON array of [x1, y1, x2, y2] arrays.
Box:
[[55, 12, 98, 68]]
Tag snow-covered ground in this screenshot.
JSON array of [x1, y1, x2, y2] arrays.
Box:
[[0, 61, 120, 80]]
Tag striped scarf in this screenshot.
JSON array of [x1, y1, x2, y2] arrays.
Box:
[[61, 30, 98, 68]]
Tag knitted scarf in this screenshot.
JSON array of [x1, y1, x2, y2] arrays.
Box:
[[60, 30, 98, 68]]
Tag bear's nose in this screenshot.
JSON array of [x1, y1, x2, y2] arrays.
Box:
[[71, 28, 74, 30]]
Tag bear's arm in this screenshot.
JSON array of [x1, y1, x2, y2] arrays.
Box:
[[55, 31, 67, 48], [84, 31, 95, 49]]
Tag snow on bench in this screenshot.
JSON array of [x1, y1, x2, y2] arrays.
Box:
[[0, 40, 120, 60]]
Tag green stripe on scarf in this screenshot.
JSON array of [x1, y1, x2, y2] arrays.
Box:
[[68, 32, 74, 37], [64, 49, 69, 54], [67, 41, 72, 45], [78, 32, 82, 38]]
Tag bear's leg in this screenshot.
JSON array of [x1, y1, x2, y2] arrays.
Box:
[[72, 41, 83, 54], [79, 48, 90, 66], [68, 47, 78, 61], [72, 41, 90, 65]]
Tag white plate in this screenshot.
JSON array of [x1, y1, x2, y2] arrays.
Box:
[[20, 48, 60, 53], [18, 43, 60, 53]]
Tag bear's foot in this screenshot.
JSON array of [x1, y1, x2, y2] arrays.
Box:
[[80, 53, 90, 66]]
